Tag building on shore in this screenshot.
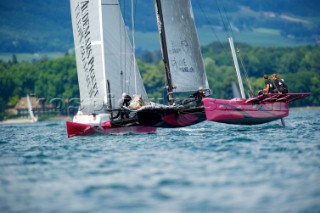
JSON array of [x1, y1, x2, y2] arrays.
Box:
[[10, 96, 60, 118]]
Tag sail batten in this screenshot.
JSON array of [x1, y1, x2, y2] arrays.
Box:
[[155, 0, 209, 93]]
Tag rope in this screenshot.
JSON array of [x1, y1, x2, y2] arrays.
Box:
[[122, 0, 129, 93], [237, 49, 254, 97], [221, 0, 235, 39], [215, 0, 229, 37], [218, 0, 254, 97], [194, 0, 227, 52]]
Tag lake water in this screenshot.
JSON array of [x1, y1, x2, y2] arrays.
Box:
[[0, 109, 319, 213]]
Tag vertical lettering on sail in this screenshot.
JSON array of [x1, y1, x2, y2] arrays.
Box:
[[74, 0, 98, 98]]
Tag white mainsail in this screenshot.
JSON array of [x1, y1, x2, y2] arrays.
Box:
[[70, 0, 147, 114], [155, 0, 209, 93]]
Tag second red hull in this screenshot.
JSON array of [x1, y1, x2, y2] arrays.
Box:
[[203, 98, 289, 125], [203, 93, 310, 125]]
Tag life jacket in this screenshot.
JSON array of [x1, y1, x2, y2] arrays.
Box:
[[265, 79, 275, 93], [123, 95, 132, 107], [276, 79, 288, 94]]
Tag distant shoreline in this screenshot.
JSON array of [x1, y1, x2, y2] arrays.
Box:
[[0, 118, 33, 124], [0, 116, 70, 125], [1, 107, 319, 125], [291, 106, 320, 110]]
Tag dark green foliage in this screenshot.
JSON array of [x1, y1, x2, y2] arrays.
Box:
[[0, 55, 78, 111], [137, 59, 164, 99], [0, 44, 319, 120]]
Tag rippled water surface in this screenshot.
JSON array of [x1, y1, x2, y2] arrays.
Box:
[[1, 109, 320, 213]]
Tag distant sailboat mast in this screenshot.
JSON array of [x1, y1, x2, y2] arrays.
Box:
[[228, 37, 245, 99], [26, 94, 37, 122], [154, 0, 175, 105]]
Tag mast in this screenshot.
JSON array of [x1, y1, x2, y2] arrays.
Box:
[[228, 37, 245, 99], [107, 80, 113, 120], [154, 0, 174, 105]]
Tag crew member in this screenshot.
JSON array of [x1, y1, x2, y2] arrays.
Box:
[[119, 93, 132, 119], [258, 74, 275, 95], [190, 86, 205, 106], [272, 74, 288, 94]]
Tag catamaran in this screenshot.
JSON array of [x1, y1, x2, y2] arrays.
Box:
[[66, 0, 156, 137], [135, 0, 211, 128], [202, 37, 311, 125]]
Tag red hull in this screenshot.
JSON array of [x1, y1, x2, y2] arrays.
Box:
[[136, 106, 206, 128], [66, 121, 156, 138], [203, 93, 310, 125]]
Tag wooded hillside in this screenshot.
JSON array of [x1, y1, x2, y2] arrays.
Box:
[[0, 44, 319, 120], [0, 0, 319, 53]]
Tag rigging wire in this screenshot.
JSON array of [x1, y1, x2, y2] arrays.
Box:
[[237, 50, 254, 97], [122, 0, 133, 94], [122, 0, 136, 94], [134, 0, 138, 23], [194, 0, 227, 52], [124, 0, 139, 95], [221, 0, 235, 39], [215, 0, 229, 38], [121, 0, 129, 94], [131, 0, 138, 94], [219, 0, 254, 97], [120, 0, 124, 94]]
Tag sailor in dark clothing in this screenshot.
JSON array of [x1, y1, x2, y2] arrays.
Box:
[[122, 93, 132, 107], [190, 86, 205, 106], [258, 74, 275, 95], [272, 74, 288, 94], [119, 93, 132, 119]]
